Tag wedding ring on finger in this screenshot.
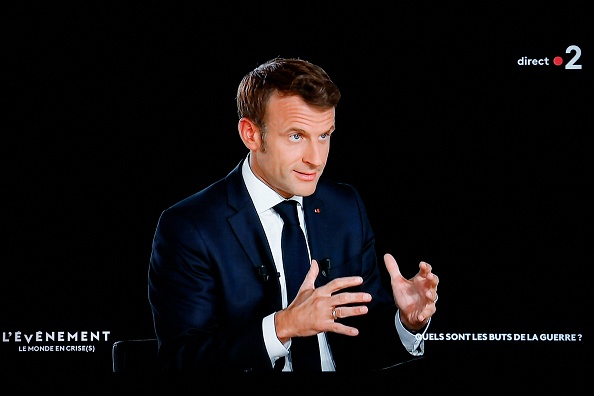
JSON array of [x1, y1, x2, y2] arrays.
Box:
[[332, 308, 338, 321]]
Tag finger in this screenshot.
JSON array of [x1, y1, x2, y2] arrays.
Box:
[[432, 273, 439, 286], [420, 261, 432, 272], [425, 289, 438, 303], [333, 305, 369, 320], [419, 261, 434, 278], [418, 304, 437, 323], [329, 322, 360, 337], [324, 275, 364, 294], [417, 292, 439, 323], [420, 262, 439, 284], [383, 253, 402, 280], [331, 291, 372, 306], [302, 259, 320, 288]]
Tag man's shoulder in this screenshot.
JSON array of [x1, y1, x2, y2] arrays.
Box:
[[176, 178, 227, 207], [313, 178, 361, 200], [165, 162, 243, 214]]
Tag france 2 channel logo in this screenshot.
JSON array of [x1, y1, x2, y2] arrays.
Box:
[[517, 45, 582, 69]]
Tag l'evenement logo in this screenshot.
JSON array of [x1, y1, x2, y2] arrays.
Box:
[[3, 330, 111, 353]]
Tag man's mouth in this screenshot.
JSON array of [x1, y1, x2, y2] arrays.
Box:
[[294, 170, 317, 181]]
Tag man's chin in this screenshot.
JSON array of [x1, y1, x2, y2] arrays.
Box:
[[295, 184, 318, 197]]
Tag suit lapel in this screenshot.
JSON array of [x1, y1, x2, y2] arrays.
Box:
[[225, 161, 281, 305], [303, 195, 334, 286]]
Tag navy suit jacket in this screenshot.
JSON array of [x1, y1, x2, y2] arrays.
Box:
[[148, 159, 414, 372]]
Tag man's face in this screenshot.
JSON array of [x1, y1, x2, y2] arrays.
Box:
[[250, 92, 335, 198]]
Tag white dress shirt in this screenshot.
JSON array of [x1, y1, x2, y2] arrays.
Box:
[[240, 155, 426, 371]]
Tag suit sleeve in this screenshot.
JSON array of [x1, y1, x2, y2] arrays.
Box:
[[148, 207, 274, 372]]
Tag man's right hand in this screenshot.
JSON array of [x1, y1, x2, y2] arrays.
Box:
[[274, 259, 372, 344]]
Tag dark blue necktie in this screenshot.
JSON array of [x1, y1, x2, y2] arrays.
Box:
[[274, 200, 322, 372]]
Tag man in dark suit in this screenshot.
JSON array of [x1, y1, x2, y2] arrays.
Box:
[[148, 57, 439, 373]]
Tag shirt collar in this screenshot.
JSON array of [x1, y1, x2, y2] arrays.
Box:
[[241, 153, 303, 214]]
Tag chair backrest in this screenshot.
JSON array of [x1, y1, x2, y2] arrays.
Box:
[[112, 338, 158, 373]]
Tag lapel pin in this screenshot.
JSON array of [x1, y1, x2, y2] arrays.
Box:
[[314, 208, 321, 214]]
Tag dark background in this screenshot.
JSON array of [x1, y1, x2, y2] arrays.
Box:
[[2, 2, 591, 394]]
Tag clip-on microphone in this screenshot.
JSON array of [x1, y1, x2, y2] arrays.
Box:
[[318, 258, 332, 278], [256, 265, 280, 283]]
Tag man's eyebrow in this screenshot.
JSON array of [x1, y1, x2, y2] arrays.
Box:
[[286, 126, 335, 134]]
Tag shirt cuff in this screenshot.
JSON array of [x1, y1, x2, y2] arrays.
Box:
[[395, 309, 429, 356], [262, 312, 290, 367]]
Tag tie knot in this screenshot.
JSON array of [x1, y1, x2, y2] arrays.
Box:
[[274, 200, 300, 226]]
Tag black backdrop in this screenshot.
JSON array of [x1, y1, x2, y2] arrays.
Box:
[[3, 2, 591, 394]]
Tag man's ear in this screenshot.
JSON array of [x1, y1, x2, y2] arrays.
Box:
[[238, 118, 261, 150]]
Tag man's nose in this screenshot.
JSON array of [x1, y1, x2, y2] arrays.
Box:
[[303, 141, 325, 166]]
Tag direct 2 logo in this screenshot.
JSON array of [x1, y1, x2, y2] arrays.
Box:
[[517, 44, 582, 69]]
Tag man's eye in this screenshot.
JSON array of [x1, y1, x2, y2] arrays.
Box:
[[289, 134, 302, 141]]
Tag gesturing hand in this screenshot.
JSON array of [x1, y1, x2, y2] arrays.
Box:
[[274, 260, 372, 344], [384, 253, 439, 332]]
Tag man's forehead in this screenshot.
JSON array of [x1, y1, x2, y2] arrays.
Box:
[[267, 94, 335, 130]]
